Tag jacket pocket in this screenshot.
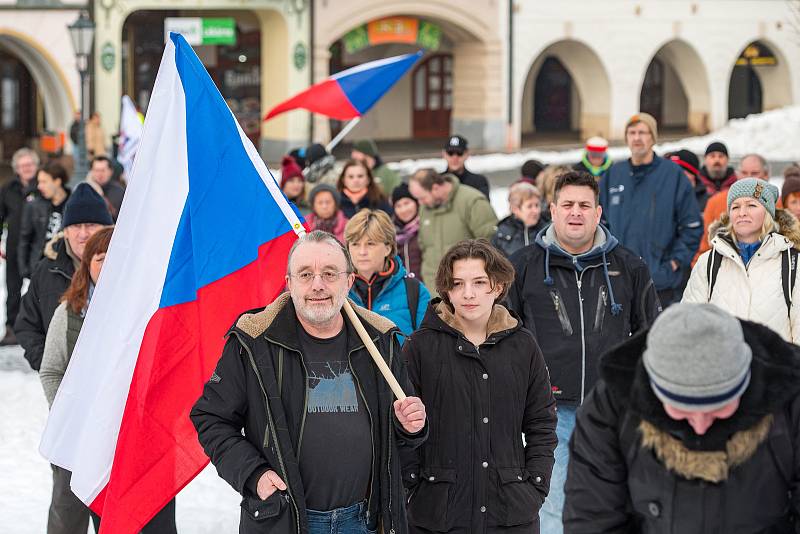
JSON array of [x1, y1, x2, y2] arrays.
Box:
[[549, 290, 573, 335], [493, 467, 541, 526], [240, 491, 291, 530], [593, 285, 608, 332], [407, 467, 456, 531]]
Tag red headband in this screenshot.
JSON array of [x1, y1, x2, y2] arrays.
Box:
[[669, 155, 700, 177]]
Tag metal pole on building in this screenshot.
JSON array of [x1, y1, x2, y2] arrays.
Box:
[[68, 11, 95, 183]]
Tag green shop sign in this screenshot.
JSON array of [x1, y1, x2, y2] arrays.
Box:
[[164, 17, 236, 46], [342, 17, 441, 55]]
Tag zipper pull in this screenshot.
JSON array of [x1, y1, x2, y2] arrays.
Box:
[[577, 280, 582, 290]]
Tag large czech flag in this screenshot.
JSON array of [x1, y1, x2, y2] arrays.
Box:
[[264, 51, 423, 121], [39, 33, 305, 533]]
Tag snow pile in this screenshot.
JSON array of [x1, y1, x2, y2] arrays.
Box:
[[0, 350, 241, 533], [388, 106, 800, 177]]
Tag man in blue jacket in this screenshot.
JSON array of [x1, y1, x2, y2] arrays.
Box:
[[599, 113, 702, 306]]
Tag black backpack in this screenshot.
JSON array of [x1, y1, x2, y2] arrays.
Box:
[[706, 246, 798, 316], [404, 276, 421, 330]]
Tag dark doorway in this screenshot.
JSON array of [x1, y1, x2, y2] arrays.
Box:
[[0, 49, 39, 161], [534, 57, 572, 132], [640, 58, 664, 124], [412, 53, 453, 138], [728, 66, 762, 119], [123, 11, 262, 147]]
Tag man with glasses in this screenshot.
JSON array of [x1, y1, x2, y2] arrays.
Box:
[[442, 135, 490, 198], [192, 230, 427, 534], [599, 113, 702, 307]]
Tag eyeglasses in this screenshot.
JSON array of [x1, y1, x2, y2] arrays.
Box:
[[290, 271, 349, 285], [446, 150, 465, 157]]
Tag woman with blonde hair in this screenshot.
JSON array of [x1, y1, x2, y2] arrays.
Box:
[[492, 181, 545, 257], [683, 178, 800, 342], [345, 208, 429, 336]]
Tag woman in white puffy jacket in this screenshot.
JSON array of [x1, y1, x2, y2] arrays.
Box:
[[683, 178, 800, 342]]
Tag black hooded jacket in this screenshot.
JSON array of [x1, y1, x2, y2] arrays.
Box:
[[191, 294, 426, 534], [564, 319, 800, 533], [402, 300, 557, 532], [508, 224, 661, 405], [15, 235, 75, 370]]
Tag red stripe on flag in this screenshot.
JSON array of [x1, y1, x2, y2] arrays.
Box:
[[264, 79, 360, 121], [95, 230, 298, 533]]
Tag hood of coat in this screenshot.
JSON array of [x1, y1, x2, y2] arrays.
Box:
[[419, 297, 520, 341], [600, 318, 800, 456], [709, 208, 800, 250], [234, 292, 397, 349], [534, 223, 624, 316], [43, 232, 80, 269], [535, 223, 619, 265]]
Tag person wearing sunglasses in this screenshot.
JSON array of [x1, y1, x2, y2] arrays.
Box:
[[442, 135, 490, 199]]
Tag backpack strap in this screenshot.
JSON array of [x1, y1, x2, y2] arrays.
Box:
[[706, 249, 723, 302], [781, 247, 798, 317], [404, 276, 421, 330]]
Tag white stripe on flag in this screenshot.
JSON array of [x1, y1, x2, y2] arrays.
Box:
[[39, 38, 189, 505]]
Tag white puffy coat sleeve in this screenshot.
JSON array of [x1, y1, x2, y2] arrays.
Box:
[[682, 251, 711, 304]]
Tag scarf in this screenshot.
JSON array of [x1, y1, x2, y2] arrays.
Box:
[[314, 212, 340, 235], [738, 240, 762, 266], [395, 216, 420, 246], [343, 188, 368, 206]]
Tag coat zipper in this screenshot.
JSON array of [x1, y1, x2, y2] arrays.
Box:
[[575, 273, 587, 403], [593, 286, 608, 332], [386, 341, 396, 534], [524, 227, 530, 247], [234, 332, 301, 534], [549, 290, 573, 335], [348, 341, 377, 526]]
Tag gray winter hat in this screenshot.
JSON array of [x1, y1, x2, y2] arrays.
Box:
[[643, 303, 752, 413], [727, 178, 779, 219]]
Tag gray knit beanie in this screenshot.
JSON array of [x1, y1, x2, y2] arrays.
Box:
[[727, 178, 779, 219], [643, 303, 752, 412]]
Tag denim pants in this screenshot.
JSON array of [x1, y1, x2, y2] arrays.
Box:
[[539, 405, 577, 534], [307, 501, 374, 534]]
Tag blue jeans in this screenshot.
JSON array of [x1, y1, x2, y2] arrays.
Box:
[[539, 405, 577, 534], [307, 501, 374, 534]]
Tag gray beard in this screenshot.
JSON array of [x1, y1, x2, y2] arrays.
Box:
[[291, 289, 347, 325], [707, 167, 727, 180]]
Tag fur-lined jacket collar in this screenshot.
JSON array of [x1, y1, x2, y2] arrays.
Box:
[[709, 208, 800, 252], [599, 318, 800, 480], [233, 291, 396, 352]]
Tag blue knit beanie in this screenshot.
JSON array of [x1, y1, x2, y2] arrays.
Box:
[[727, 178, 779, 218]]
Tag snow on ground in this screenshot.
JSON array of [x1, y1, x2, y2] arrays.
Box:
[[388, 106, 800, 177], [0, 262, 239, 533]]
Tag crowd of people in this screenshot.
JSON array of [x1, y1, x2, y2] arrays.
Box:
[[7, 109, 800, 534]]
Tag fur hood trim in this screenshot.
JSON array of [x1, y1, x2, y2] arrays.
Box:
[[43, 232, 65, 260], [639, 415, 773, 483], [235, 292, 396, 339], [709, 208, 800, 249], [434, 300, 518, 337]]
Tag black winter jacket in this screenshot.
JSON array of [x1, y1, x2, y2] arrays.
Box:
[[449, 168, 490, 199], [15, 235, 75, 370], [339, 194, 393, 220], [191, 294, 425, 534], [508, 224, 661, 406], [564, 320, 800, 534], [491, 216, 546, 258], [18, 191, 69, 278], [402, 300, 557, 533], [0, 176, 36, 264]]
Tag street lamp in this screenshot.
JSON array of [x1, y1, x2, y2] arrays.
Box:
[[68, 11, 95, 182]]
